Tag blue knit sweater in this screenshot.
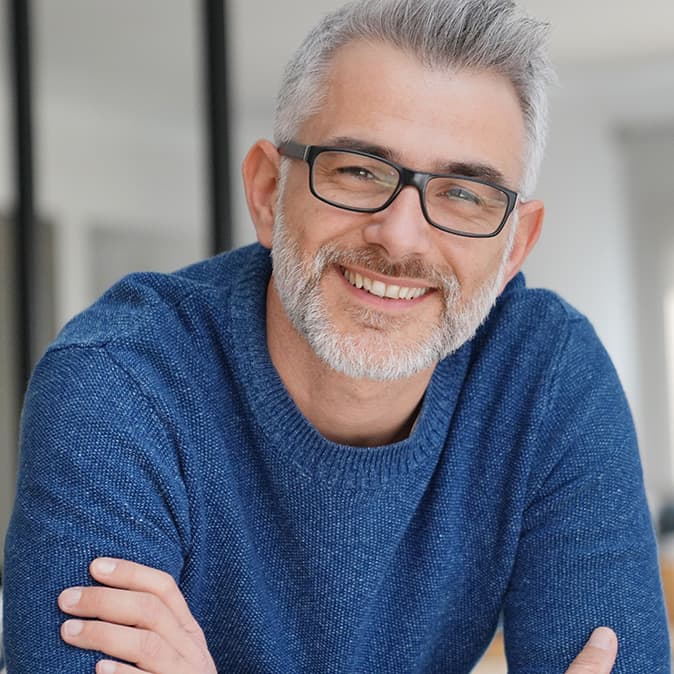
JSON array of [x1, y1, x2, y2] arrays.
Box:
[[3, 243, 670, 672]]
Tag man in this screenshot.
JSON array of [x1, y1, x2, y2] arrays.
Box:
[[3, 0, 669, 671]]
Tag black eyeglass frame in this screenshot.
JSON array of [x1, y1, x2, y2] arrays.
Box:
[[278, 140, 519, 239]]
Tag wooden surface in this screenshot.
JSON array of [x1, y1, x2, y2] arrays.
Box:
[[472, 632, 506, 673]]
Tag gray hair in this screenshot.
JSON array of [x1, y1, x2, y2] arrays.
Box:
[[273, 0, 555, 198]]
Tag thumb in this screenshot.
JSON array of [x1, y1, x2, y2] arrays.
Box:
[[566, 627, 618, 674]]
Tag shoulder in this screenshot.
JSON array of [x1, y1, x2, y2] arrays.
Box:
[[475, 272, 608, 379], [490, 272, 588, 339], [26, 244, 271, 439], [483, 275, 637, 487], [466, 273, 633, 463], [51, 243, 268, 352]]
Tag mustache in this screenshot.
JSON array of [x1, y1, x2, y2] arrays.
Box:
[[314, 244, 459, 293]]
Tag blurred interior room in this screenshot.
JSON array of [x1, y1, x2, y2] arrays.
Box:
[[0, 1, 673, 671]]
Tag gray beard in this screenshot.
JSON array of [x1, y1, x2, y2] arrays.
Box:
[[270, 211, 514, 381]]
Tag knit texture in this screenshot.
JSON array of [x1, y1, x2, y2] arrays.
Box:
[[3, 243, 670, 672]]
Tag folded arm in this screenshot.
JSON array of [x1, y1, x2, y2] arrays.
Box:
[[3, 346, 191, 672], [58, 558, 617, 674]]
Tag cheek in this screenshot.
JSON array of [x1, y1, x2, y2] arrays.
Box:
[[282, 197, 370, 252], [435, 236, 506, 289]]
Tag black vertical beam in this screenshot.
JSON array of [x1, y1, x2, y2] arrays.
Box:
[[9, 0, 35, 394], [203, 0, 233, 255]]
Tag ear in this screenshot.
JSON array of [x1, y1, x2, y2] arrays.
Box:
[[242, 139, 281, 249], [499, 199, 544, 290]]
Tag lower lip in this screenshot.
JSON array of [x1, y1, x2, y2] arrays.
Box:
[[336, 265, 434, 311]]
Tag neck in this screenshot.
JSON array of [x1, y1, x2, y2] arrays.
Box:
[[266, 280, 433, 446]]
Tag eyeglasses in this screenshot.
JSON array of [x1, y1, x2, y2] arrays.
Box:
[[278, 141, 518, 239]]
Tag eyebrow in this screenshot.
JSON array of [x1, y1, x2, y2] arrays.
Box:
[[324, 135, 510, 187]]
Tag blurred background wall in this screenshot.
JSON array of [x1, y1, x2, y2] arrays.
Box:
[[1, 0, 673, 584]]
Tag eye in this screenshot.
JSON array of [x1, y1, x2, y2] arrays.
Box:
[[336, 165, 377, 180], [444, 186, 482, 205]]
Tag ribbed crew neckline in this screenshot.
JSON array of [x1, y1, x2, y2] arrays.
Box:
[[228, 244, 472, 489]]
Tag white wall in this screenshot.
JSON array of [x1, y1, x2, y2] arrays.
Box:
[[619, 126, 674, 508], [34, 0, 208, 328], [38, 99, 207, 325]]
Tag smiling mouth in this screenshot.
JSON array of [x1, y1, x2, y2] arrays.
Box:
[[340, 267, 430, 300]]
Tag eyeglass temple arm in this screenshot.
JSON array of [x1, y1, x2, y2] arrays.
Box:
[[278, 141, 309, 161]]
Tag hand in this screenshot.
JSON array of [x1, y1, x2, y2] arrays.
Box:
[[58, 558, 216, 674], [566, 627, 618, 673]]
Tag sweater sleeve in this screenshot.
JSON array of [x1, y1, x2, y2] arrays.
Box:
[[3, 344, 191, 672], [502, 316, 670, 672]]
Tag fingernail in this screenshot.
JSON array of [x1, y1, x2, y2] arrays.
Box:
[[93, 558, 117, 575], [63, 619, 84, 637], [98, 661, 117, 674], [59, 587, 82, 609], [589, 626, 616, 651]]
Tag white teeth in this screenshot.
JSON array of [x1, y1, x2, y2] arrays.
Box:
[[342, 268, 429, 300], [371, 280, 386, 298]]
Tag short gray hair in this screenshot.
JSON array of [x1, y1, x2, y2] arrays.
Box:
[[273, 0, 555, 198]]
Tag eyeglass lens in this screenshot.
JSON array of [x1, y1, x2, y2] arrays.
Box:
[[311, 150, 508, 236]]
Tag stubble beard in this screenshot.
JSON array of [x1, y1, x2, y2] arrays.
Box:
[[270, 210, 515, 382]]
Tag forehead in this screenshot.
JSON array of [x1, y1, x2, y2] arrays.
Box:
[[298, 40, 527, 186]]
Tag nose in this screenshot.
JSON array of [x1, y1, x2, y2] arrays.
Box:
[[361, 185, 433, 260]]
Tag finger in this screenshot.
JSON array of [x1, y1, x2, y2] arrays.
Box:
[[566, 627, 618, 674], [58, 586, 201, 662], [96, 659, 150, 674], [89, 558, 204, 643], [61, 618, 183, 674]]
